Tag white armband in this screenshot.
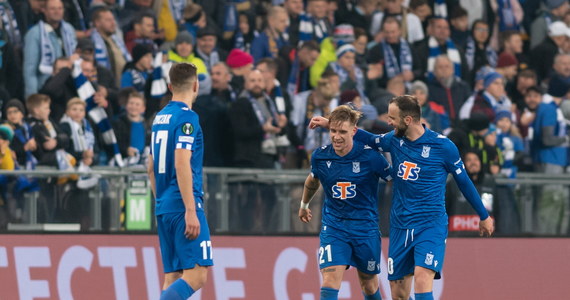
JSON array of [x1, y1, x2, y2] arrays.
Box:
[[300, 201, 310, 210]]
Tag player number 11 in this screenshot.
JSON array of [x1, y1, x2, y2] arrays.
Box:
[[200, 240, 213, 260], [319, 245, 332, 264]]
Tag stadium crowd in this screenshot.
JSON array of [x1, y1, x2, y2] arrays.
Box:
[[0, 0, 569, 236]]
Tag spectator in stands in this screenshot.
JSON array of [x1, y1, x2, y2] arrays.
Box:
[[367, 17, 415, 88], [167, 31, 208, 78], [529, 75, 570, 235], [337, 0, 378, 40], [195, 26, 228, 73], [120, 44, 153, 93], [530, 0, 569, 49], [112, 91, 149, 166], [251, 6, 290, 62], [281, 40, 320, 98], [499, 30, 528, 70], [427, 55, 471, 126], [460, 72, 512, 122], [297, 0, 332, 45], [181, 3, 207, 41], [449, 5, 470, 49], [12, 0, 45, 37], [411, 80, 448, 133], [507, 68, 538, 112], [550, 53, 570, 85], [465, 20, 497, 83], [531, 21, 570, 82], [210, 62, 237, 107], [193, 0, 226, 34], [62, 0, 89, 39], [310, 23, 353, 88], [91, 7, 131, 86], [229, 69, 287, 168], [495, 110, 524, 179], [408, 0, 432, 32], [284, 0, 305, 47], [328, 43, 366, 98], [0, 20, 23, 101], [519, 85, 543, 138], [232, 11, 257, 53], [23, 0, 77, 97], [256, 58, 290, 118], [124, 12, 158, 53], [4, 99, 36, 171], [74, 38, 119, 100], [412, 17, 469, 82], [118, 0, 155, 34], [226, 48, 254, 94], [495, 52, 519, 83], [38, 57, 77, 122], [59, 97, 96, 165], [352, 27, 369, 73], [369, 0, 425, 44], [0, 123, 16, 226]]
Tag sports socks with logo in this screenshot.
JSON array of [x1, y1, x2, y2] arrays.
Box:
[[363, 288, 382, 299], [320, 287, 339, 299], [160, 278, 195, 300], [415, 292, 434, 300]]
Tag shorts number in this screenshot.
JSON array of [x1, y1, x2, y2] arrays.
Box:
[[200, 240, 213, 260], [153, 130, 168, 174], [318, 244, 332, 264], [387, 257, 394, 275]]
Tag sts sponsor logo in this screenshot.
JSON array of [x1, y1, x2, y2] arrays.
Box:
[[332, 182, 356, 200], [397, 161, 420, 180]]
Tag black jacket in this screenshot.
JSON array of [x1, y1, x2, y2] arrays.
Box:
[[530, 37, 559, 82], [193, 94, 233, 167], [111, 113, 151, 159], [29, 117, 69, 167]]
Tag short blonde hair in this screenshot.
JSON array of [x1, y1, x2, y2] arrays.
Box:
[[66, 97, 86, 110]]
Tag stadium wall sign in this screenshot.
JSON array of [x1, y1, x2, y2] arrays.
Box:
[[0, 235, 567, 299]]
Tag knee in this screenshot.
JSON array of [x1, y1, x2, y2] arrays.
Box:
[[182, 268, 208, 290], [358, 274, 379, 295], [390, 290, 410, 300], [321, 269, 342, 289]]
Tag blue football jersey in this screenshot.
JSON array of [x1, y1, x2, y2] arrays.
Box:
[[311, 141, 391, 233], [359, 128, 464, 229], [150, 101, 204, 215]]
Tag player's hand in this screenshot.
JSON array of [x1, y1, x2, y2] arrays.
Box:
[[299, 208, 312, 223], [309, 116, 329, 130], [479, 217, 494, 237], [184, 210, 200, 240]]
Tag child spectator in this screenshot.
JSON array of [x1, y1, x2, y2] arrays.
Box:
[[4, 99, 37, 170], [495, 110, 524, 179], [0, 124, 15, 227], [121, 44, 153, 93], [112, 91, 150, 166]]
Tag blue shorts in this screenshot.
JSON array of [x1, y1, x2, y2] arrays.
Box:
[[319, 225, 382, 274], [157, 209, 213, 273], [387, 225, 447, 281]]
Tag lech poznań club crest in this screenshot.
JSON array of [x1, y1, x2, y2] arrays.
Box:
[[422, 145, 431, 158], [182, 123, 193, 135], [353, 162, 360, 173]]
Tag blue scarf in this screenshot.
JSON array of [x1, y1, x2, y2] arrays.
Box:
[[434, 0, 447, 18], [39, 21, 77, 75], [126, 67, 149, 93], [247, 91, 279, 126], [72, 60, 124, 167], [150, 52, 172, 99], [91, 30, 132, 70], [0, 1, 21, 47], [169, 0, 186, 23], [298, 13, 328, 44], [497, 0, 519, 31], [465, 37, 497, 71], [71, 0, 86, 30], [13, 123, 37, 171], [60, 115, 95, 153], [427, 36, 461, 79], [382, 38, 412, 79], [223, 2, 238, 41], [287, 55, 301, 97], [329, 62, 366, 99]]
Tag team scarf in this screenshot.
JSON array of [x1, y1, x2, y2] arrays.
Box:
[[329, 61, 366, 99], [169, 0, 185, 23], [483, 91, 511, 114], [223, 2, 238, 40], [433, 0, 447, 18], [0, 1, 21, 47], [60, 115, 95, 153], [287, 55, 301, 97], [465, 37, 497, 71], [497, 0, 519, 31], [13, 123, 37, 171], [39, 20, 76, 75], [196, 47, 220, 72], [298, 13, 328, 44], [126, 67, 149, 93], [150, 52, 172, 99], [71, 0, 87, 30], [427, 36, 461, 80], [91, 30, 132, 70], [72, 60, 124, 167], [272, 79, 286, 114], [382, 38, 412, 79], [247, 91, 280, 127]]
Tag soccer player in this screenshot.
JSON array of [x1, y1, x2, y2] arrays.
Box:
[[147, 63, 213, 299], [299, 105, 392, 300], [310, 95, 494, 300]]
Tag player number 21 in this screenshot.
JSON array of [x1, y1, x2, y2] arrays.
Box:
[[152, 130, 168, 174], [319, 245, 332, 264], [200, 240, 213, 260]]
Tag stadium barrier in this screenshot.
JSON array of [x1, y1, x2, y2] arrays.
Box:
[[0, 168, 569, 236], [0, 234, 568, 299]]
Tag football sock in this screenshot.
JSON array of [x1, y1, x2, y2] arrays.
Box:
[[415, 292, 434, 300], [320, 287, 339, 300], [160, 278, 195, 300], [363, 287, 382, 299]]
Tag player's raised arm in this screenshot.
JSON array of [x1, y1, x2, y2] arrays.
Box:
[[444, 142, 494, 237], [175, 148, 200, 239], [299, 174, 320, 223], [309, 116, 330, 129]]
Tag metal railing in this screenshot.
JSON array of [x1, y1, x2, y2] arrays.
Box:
[[0, 168, 569, 236]]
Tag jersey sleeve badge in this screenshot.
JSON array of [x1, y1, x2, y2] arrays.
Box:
[[182, 123, 193, 135]]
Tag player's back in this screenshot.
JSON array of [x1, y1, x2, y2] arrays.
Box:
[[311, 141, 391, 235], [377, 129, 460, 229], [151, 101, 204, 215]]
